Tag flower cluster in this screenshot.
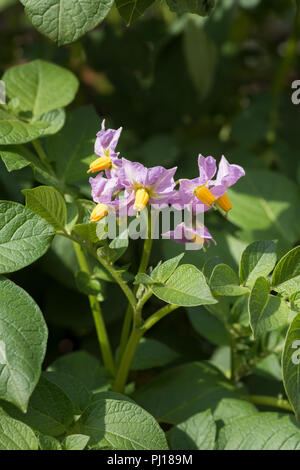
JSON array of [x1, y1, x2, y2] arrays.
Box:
[[88, 120, 245, 248]]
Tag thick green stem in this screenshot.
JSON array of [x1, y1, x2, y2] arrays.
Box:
[[112, 327, 143, 393], [248, 395, 293, 412], [113, 303, 180, 392], [142, 303, 179, 331], [72, 241, 116, 376], [118, 209, 153, 357]]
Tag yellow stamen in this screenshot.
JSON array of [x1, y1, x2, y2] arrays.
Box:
[[90, 203, 108, 222], [87, 155, 111, 174], [192, 234, 205, 245], [195, 185, 216, 206], [216, 193, 232, 213], [133, 188, 149, 212]]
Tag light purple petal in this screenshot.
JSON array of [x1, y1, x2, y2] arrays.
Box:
[[214, 155, 245, 187], [89, 173, 108, 203], [95, 119, 122, 157], [118, 159, 148, 188], [198, 155, 217, 184]]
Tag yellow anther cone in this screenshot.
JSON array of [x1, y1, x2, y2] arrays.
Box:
[[216, 193, 232, 213], [90, 203, 109, 222], [87, 155, 111, 174], [195, 186, 216, 206], [133, 188, 149, 211]]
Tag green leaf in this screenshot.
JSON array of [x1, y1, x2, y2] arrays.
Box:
[[63, 434, 90, 450], [0, 145, 59, 187], [0, 415, 38, 450], [133, 362, 241, 424], [271, 246, 300, 296], [183, 17, 217, 100], [75, 271, 103, 297], [213, 397, 257, 426], [46, 352, 110, 414], [152, 264, 217, 307], [0, 109, 50, 145], [291, 292, 300, 313], [20, 0, 114, 46], [248, 277, 293, 338], [239, 240, 277, 287], [0, 145, 32, 171], [0, 277, 47, 412], [77, 398, 168, 450], [187, 307, 230, 346], [282, 313, 300, 421], [134, 273, 156, 285], [217, 413, 300, 450], [151, 254, 184, 283], [2, 60, 78, 116], [0, 201, 55, 274], [227, 170, 300, 250], [4, 375, 75, 437], [23, 186, 67, 231], [0, 108, 65, 145], [167, 0, 215, 16], [131, 338, 179, 371], [38, 434, 62, 450], [45, 105, 100, 185], [167, 409, 216, 450], [116, 0, 154, 25], [210, 264, 249, 296], [72, 223, 99, 245]]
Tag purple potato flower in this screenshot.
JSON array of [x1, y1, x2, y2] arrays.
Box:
[[88, 119, 122, 176], [106, 158, 177, 214]]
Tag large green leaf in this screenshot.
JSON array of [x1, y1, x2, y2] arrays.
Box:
[[63, 434, 90, 450], [210, 263, 249, 296], [45, 105, 100, 185], [77, 399, 168, 450], [131, 338, 179, 371], [227, 170, 300, 249], [167, 409, 216, 450], [217, 413, 300, 450], [0, 107, 66, 146], [271, 246, 300, 296], [23, 186, 67, 231], [4, 375, 75, 437], [3, 60, 78, 116], [0, 145, 59, 187], [116, 0, 154, 25], [0, 109, 48, 145], [133, 362, 241, 424], [0, 277, 48, 412], [152, 264, 217, 307], [248, 277, 293, 338], [282, 313, 300, 421], [187, 307, 230, 346], [0, 415, 38, 450], [151, 254, 184, 283], [183, 17, 217, 100], [20, 0, 114, 46], [46, 351, 110, 413], [239, 240, 277, 287], [0, 201, 55, 274]]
